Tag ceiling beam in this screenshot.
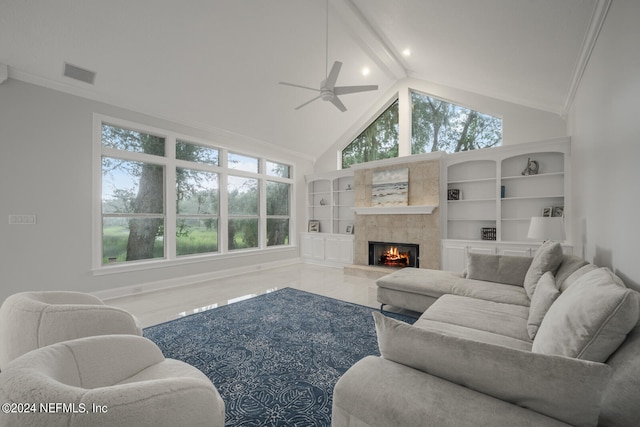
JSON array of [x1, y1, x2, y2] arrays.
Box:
[[331, 0, 406, 80]]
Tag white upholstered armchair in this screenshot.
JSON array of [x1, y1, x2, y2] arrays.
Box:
[[0, 334, 225, 427], [0, 291, 142, 370]]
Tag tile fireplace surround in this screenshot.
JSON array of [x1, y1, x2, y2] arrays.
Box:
[[353, 159, 440, 269]]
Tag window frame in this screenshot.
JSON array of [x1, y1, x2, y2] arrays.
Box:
[[92, 114, 295, 273], [339, 88, 503, 168]]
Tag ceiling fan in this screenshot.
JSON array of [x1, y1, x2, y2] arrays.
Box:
[[279, 0, 378, 112]]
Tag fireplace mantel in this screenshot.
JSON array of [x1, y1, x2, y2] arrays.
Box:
[[352, 205, 437, 215]]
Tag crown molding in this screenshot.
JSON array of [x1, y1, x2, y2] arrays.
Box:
[[6, 67, 316, 163], [562, 0, 612, 117]]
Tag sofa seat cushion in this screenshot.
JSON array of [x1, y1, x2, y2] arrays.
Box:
[[376, 268, 460, 298], [414, 319, 532, 351], [420, 295, 531, 343], [451, 278, 530, 306]]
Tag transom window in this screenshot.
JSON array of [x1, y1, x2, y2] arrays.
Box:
[[341, 99, 399, 169], [411, 91, 502, 154], [95, 116, 293, 268], [341, 90, 502, 168]]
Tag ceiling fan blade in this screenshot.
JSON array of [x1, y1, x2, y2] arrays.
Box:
[[294, 95, 323, 110], [330, 95, 347, 112], [324, 61, 342, 90], [333, 85, 379, 95], [279, 82, 320, 92]]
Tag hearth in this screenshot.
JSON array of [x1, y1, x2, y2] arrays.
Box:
[[369, 241, 419, 268]]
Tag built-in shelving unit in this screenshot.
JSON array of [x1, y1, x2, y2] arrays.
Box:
[[302, 170, 355, 266], [441, 137, 572, 271]]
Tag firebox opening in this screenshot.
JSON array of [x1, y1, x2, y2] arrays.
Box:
[[368, 241, 419, 268]]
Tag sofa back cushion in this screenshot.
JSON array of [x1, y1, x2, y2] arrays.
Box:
[[373, 311, 610, 427], [523, 241, 564, 299], [466, 253, 532, 287], [527, 272, 561, 339], [532, 267, 640, 362], [559, 263, 597, 293], [554, 255, 589, 290]]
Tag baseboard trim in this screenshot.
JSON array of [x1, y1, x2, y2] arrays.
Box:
[[95, 258, 303, 301]]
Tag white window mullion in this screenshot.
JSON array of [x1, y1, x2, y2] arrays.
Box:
[[219, 150, 229, 254], [259, 170, 267, 249], [165, 136, 177, 260]]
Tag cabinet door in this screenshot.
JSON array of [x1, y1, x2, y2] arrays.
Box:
[[467, 246, 496, 255], [338, 238, 353, 264], [498, 247, 533, 257], [300, 234, 314, 259], [441, 244, 466, 272], [311, 236, 325, 260], [325, 237, 340, 262]]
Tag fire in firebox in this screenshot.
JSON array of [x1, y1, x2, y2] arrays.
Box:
[[379, 246, 410, 267]]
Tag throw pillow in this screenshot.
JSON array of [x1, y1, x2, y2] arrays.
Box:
[[532, 267, 640, 362], [372, 311, 610, 427], [523, 240, 563, 299], [527, 271, 560, 339]]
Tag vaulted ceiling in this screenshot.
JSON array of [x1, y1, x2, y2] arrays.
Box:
[[0, 0, 598, 159]]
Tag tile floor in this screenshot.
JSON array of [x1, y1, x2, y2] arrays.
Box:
[[106, 263, 388, 328]]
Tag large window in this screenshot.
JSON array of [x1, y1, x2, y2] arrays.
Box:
[[101, 125, 166, 263], [341, 99, 399, 168], [411, 91, 502, 154], [97, 117, 293, 267], [341, 91, 502, 167]]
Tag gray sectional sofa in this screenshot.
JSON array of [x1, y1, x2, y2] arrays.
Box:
[[332, 242, 640, 427]]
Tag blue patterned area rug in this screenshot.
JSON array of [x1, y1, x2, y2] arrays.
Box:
[[144, 287, 416, 426]]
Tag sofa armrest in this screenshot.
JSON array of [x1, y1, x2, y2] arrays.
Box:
[[373, 312, 610, 427], [333, 356, 571, 427], [61, 335, 166, 388], [466, 252, 533, 286], [38, 305, 142, 347]]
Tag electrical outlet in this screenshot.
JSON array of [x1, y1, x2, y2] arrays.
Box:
[[9, 214, 37, 225]]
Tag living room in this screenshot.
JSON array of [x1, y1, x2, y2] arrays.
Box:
[[1, 0, 639, 426]]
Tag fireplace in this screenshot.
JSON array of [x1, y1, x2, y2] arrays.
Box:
[[369, 241, 419, 268]]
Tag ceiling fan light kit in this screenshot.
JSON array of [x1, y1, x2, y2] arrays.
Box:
[[279, 0, 378, 112]]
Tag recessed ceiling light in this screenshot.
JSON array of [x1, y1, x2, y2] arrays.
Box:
[[361, 67, 370, 76], [402, 48, 411, 57]]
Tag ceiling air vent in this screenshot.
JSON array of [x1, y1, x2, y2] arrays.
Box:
[[63, 63, 96, 84]]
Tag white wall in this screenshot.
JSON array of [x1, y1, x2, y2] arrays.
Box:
[[568, 0, 640, 290], [314, 78, 568, 172], [0, 79, 314, 303]]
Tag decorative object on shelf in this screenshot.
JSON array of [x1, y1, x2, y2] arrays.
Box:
[[527, 217, 565, 242], [308, 220, 320, 233], [481, 227, 497, 240], [319, 198, 326, 206], [346, 184, 352, 191], [372, 168, 408, 207], [552, 205, 564, 218], [501, 185, 506, 199], [542, 206, 552, 217], [447, 189, 461, 200], [345, 224, 353, 234], [521, 157, 539, 175]]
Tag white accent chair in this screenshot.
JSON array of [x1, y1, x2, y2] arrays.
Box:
[[0, 291, 142, 370], [0, 334, 225, 427]]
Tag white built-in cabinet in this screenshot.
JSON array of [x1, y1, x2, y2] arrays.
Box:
[[441, 137, 572, 272], [301, 170, 355, 266]]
